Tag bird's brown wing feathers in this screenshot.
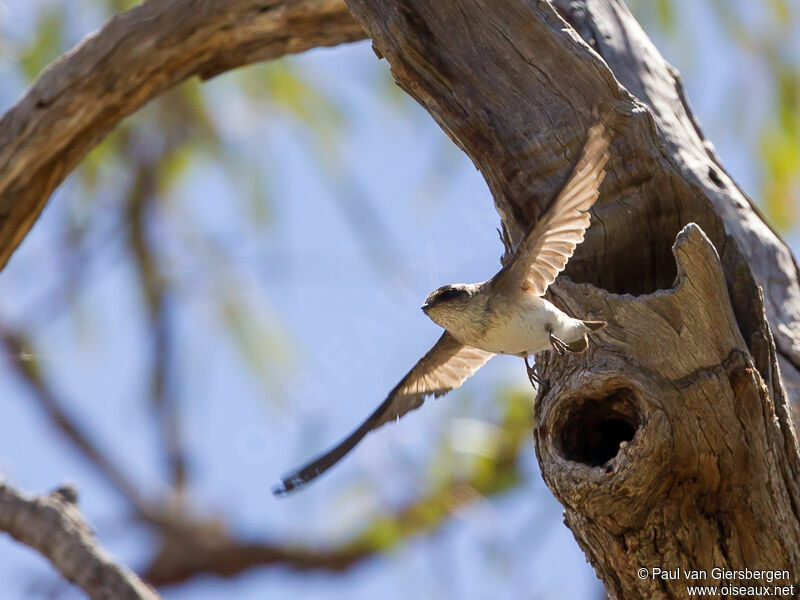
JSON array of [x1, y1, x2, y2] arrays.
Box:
[[273, 332, 494, 495], [497, 123, 610, 296]]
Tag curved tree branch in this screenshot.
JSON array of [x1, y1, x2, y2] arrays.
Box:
[[0, 0, 364, 271], [0, 482, 161, 600]]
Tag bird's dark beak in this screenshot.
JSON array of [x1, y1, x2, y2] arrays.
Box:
[[421, 303, 432, 313]]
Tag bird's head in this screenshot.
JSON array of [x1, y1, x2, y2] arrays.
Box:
[[421, 283, 474, 329]]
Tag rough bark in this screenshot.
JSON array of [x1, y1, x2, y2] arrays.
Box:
[[0, 482, 161, 600], [0, 0, 364, 271], [4, 0, 800, 596], [340, 0, 800, 596], [536, 224, 800, 597]]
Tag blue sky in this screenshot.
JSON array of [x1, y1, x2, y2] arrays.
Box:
[[0, 1, 797, 599]]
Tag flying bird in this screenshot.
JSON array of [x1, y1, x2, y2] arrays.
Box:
[[273, 123, 610, 496]]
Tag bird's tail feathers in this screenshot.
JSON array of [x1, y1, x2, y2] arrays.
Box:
[[272, 392, 397, 496]]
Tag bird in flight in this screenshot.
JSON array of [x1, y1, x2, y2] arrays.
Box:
[[273, 123, 610, 496]]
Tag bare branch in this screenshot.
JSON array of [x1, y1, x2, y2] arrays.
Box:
[[0, 0, 365, 272], [0, 482, 161, 600], [144, 484, 513, 586], [124, 140, 187, 494]]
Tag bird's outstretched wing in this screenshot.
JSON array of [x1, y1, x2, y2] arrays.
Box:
[[273, 332, 494, 495], [497, 123, 610, 296]]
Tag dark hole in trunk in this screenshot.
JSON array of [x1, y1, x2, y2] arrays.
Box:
[[558, 388, 641, 467]]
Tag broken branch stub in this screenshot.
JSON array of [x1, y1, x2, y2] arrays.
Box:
[[535, 224, 800, 599]]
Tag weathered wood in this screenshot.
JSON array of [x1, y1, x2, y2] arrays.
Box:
[[341, 0, 800, 401], [0, 482, 162, 600], [0, 0, 364, 271], [340, 0, 800, 596], [535, 224, 800, 598], [551, 0, 800, 414]]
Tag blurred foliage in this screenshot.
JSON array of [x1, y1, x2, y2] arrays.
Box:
[[355, 390, 529, 551], [708, 0, 799, 228], [238, 61, 345, 149], [18, 6, 63, 80], [629, 0, 800, 229], [759, 58, 800, 228]]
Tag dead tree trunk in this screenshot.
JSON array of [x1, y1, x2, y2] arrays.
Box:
[[342, 0, 800, 597]]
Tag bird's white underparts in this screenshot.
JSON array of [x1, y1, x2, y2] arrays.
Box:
[[274, 123, 611, 496]]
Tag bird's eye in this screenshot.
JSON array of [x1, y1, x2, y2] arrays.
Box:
[[437, 288, 465, 301]]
